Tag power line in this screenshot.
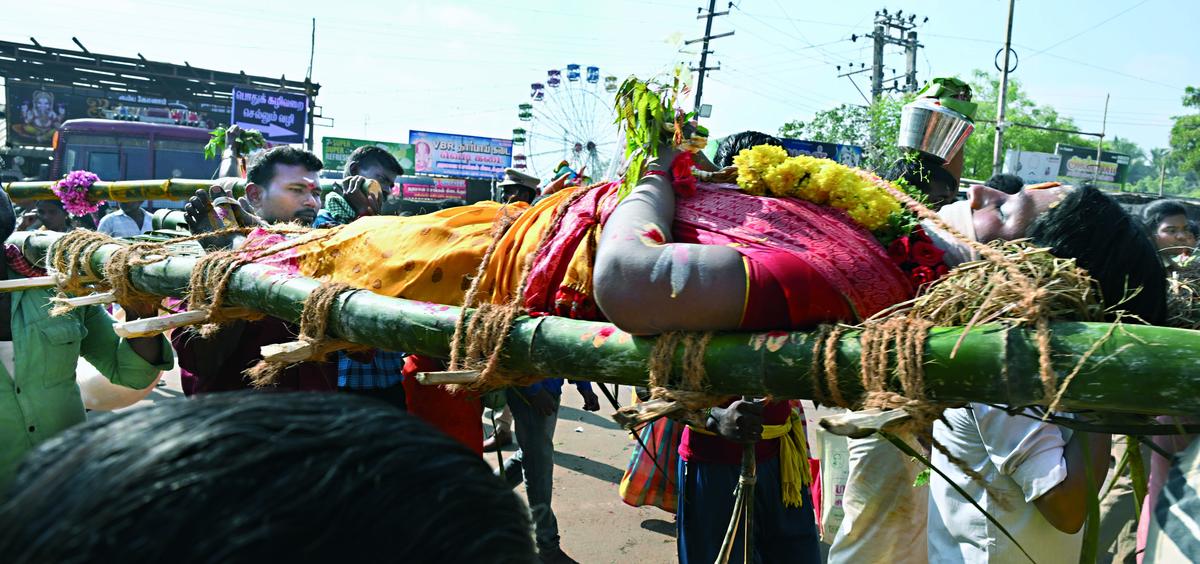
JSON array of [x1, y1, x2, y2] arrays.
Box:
[[1026, 0, 1152, 59], [690, 0, 734, 113]]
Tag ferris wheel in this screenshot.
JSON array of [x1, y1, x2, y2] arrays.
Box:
[[512, 64, 621, 182]]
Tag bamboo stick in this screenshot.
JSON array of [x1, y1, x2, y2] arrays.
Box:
[[11, 229, 1200, 415], [1, 178, 340, 203]]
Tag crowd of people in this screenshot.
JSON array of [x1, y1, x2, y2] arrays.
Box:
[[0, 79, 1196, 564]]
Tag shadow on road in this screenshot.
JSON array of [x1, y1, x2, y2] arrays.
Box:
[[555, 451, 624, 484], [640, 518, 677, 538], [559, 405, 621, 430]]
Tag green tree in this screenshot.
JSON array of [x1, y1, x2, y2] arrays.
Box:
[[778, 95, 912, 171], [960, 70, 1089, 181], [1170, 86, 1200, 176]]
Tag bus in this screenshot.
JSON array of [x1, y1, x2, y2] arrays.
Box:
[[51, 119, 214, 208]]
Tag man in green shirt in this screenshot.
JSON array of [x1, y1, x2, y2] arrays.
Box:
[[0, 189, 173, 485]]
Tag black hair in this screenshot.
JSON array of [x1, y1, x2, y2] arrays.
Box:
[[247, 146, 324, 188], [1189, 220, 1200, 239], [714, 131, 784, 168], [399, 199, 459, 216], [345, 145, 404, 178], [1028, 185, 1167, 324], [0, 189, 15, 244], [1142, 199, 1190, 231], [985, 173, 1025, 195], [886, 152, 958, 195], [0, 392, 537, 564]]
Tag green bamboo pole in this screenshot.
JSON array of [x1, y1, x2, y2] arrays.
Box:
[[11, 229, 1200, 415], [1, 178, 340, 203]]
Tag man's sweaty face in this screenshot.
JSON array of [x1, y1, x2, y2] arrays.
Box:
[[256, 163, 321, 225]]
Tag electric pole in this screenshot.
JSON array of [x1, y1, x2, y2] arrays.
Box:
[[849, 9, 925, 100], [687, 0, 734, 114], [991, 0, 1016, 176]]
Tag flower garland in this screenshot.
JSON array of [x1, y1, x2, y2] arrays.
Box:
[[52, 170, 104, 216], [733, 145, 901, 232], [730, 144, 947, 287]]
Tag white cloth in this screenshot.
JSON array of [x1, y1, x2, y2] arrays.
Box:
[[928, 404, 1082, 563], [0, 341, 13, 381], [97, 209, 153, 238], [828, 431, 929, 564], [923, 199, 979, 268]]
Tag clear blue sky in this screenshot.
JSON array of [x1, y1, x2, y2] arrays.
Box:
[[4, 0, 1196, 163]]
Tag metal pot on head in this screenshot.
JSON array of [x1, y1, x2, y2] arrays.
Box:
[[898, 97, 975, 163]]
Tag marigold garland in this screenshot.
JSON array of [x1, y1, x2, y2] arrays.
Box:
[[733, 145, 903, 233]]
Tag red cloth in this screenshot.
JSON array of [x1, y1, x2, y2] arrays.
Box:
[[678, 399, 792, 464], [400, 355, 483, 456]]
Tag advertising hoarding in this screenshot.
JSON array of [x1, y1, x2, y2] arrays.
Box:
[[321, 137, 414, 174], [397, 175, 468, 201], [1055, 143, 1131, 190], [780, 138, 865, 168], [1002, 149, 1063, 184], [5, 82, 226, 147], [408, 130, 512, 180]]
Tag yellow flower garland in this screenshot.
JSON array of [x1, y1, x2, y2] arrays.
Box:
[[732, 145, 902, 232]]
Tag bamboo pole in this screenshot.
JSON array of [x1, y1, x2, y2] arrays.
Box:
[[1, 178, 340, 203], [11, 229, 1200, 415]]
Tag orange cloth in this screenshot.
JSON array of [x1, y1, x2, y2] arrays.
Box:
[[290, 188, 578, 306]]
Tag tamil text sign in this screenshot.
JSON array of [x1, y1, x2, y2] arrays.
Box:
[[5, 82, 227, 147], [398, 175, 468, 201], [321, 136, 414, 175], [408, 130, 512, 180], [1055, 143, 1131, 189], [231, 87, 307, 143]]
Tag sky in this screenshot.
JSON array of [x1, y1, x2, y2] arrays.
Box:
[[4, 0, 1197, 174]]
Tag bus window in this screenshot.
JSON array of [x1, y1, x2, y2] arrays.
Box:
[[120, 138, 151, 179], [87, 152, 121, 181], [154, 139, 211, 179]]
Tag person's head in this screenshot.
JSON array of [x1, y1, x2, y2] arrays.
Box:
[[1143, 199, 1193, 258], [497, 168, 540, 204], [34, 200, 70, 232], [345, 146, 404, 195], [245, 146, 324, 225], [967, 183, 1166, 323], [0, 392, 537, 563], [984, 173, 1025, 195], [0, 189, 15, 244], [886, 151, 960, 210], [714, 131, 784, 168], [118, 200, 144, 216]]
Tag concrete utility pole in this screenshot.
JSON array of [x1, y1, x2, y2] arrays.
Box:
[[1094, 93, 1110, 184], [991, 0, 1017, 177], [857, 9, 924, 100], [687, 0, 734, 113]]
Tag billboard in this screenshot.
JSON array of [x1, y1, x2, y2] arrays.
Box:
[[397, 175, 468, 201], [321, 137, 414, 175], [1055, 143, 1131, 190], [408, 130, 512, 180], [231, 87, 307, 144], [780, 138, 865, 168], [5, 83, 227, 147], [1002, 149, 1063, 184]]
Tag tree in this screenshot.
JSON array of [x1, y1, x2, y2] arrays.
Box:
[[778, 95, 913, 172], [960, 70, 1090, 181], [1170, 86, 1200, 176]]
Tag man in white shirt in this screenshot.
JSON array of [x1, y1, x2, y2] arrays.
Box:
[[928, 404, 1109, 563], [96, 201, 153, 238]]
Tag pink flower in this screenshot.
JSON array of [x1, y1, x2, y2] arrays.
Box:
[[52, 170, 104, 216]]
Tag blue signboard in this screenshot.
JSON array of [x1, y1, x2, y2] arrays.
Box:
[[780, 138, 864, 168], [230, 87, 307, 143], [409, 130, 513, 180]]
